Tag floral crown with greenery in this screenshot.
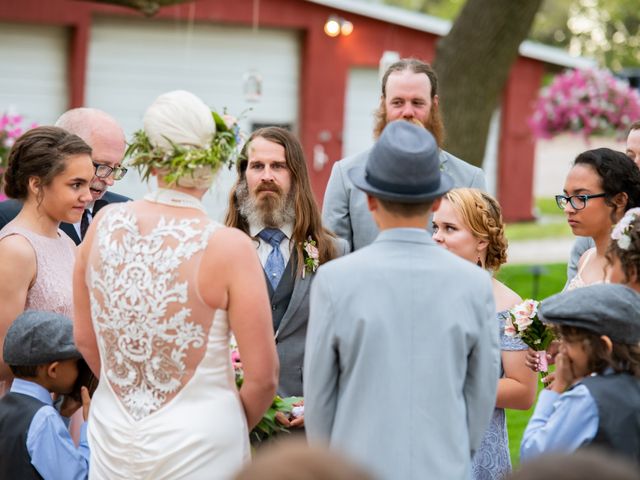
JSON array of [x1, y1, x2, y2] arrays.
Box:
[[125, 111, 240, 185]]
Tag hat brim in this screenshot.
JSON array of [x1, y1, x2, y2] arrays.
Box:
[[348, 165, 454, 203]]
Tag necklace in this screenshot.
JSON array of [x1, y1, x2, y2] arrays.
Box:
[[144, 188, 207, 213]]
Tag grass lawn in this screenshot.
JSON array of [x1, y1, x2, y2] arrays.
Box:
[[535, 197, 563, 217], [504, 221, 572, 241], [504, 197, 572, 241], [505, 383, 546, 467], [495, 262, 566, 466], [496, 262, 567, 301]]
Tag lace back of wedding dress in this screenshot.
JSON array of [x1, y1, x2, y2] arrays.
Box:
[[87, 202, 219, 421]]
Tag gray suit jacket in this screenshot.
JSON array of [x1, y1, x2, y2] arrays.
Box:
[[322, 148, 486, 251], [304, 228, 500, 480], [276, 236, 349, 398]]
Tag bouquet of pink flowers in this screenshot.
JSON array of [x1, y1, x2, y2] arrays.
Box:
[[529, 68, 640, 141], [230, 338, 302, 443], [505, 299, 555, 380]]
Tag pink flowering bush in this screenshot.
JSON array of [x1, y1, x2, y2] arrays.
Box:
[[1, 113, 38, 167], [1, 113, 37, 200], [529, 68, 640, 140]]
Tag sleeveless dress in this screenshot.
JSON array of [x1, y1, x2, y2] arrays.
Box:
[[566, 248, 605, 291], [0, 224, 75, 396], [0, 223, 75, 316], [86, 202, 249, 479], [471, 310, 527, 480]]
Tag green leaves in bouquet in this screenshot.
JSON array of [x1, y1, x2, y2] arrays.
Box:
[[234, 366, 302, 443], [251, 395, 303, 443], [520, 316, 555, 352]]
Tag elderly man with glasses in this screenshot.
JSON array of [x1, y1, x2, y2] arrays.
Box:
[[0, 108, 130, 244]]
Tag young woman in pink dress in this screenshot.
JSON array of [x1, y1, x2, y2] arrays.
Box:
[[0, 126, 94, 393]]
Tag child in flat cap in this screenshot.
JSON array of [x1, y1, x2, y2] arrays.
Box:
[[0, 310, 91, 479], [520, 283, 640, 464]]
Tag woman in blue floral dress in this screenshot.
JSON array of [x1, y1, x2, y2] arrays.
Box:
[[433, 188, 538, 479]]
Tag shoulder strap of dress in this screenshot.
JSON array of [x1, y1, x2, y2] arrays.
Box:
[[577, 248, 596, 276]]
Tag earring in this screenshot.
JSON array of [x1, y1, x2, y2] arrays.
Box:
[[476, 256, 482, 267]]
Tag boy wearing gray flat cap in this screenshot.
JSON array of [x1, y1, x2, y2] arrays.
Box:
[[0, 310, 91, 479], [520, 284, 640, 465]]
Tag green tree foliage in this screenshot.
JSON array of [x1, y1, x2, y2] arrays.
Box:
[[560, 0, 640, 70], [380, 0, 640, 70]]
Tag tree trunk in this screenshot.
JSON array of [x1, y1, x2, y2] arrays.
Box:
[[433, 0, 543, 167]]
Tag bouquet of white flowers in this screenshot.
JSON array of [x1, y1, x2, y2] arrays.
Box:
[[505, 299, 555, 381]]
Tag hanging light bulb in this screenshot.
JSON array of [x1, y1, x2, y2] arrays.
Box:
[[324, 16, 341, 37], [243, 70, 263, 103], [340, 20, 354, 36]]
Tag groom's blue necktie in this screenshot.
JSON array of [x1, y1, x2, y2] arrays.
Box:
[[258, 228, 286, 290]]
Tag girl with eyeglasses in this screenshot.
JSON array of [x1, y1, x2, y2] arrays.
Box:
[[527, 149, 640, 376], [559, 148, 640, 291]]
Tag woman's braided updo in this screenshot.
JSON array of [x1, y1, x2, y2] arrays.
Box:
[[444, 188, 508, 272], [3, 126, 91, 200]]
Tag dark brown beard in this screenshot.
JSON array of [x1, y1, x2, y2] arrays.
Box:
[[372, 100, 445, 149], [236, 179, 295, 228]]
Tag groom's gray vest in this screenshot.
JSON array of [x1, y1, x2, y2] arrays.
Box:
[[265, 252, 296, 332]]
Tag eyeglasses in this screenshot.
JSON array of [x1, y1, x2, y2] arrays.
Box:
[[93, 162, 128, 181], [555, 193, 606, 210]]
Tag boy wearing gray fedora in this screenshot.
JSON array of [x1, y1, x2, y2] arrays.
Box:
[[304, 121, 500, 480], [520, 283, 640, 464], [0, 310, 91, 479]]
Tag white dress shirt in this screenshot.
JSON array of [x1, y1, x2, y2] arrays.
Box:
[[73, 201, 96, 238], [249, 222, 294, 268]]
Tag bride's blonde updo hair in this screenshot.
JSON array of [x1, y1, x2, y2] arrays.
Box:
[[444, 188, 508, 272], [140, 90, 218, 188], [144, 90, 215, 151]]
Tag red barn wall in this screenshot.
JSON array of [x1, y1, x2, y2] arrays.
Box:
[[0, 0, 540, 220]]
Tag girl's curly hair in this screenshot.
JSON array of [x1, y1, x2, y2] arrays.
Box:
[[606, 214, 640, 284]]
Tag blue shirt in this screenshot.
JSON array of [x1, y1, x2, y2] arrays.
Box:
[[10, 378, 90, 480], [520, 383, 599, 461]]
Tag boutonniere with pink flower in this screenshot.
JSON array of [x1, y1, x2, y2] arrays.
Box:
[[505, 299, 555, 381], [302, 236, 319, 278]]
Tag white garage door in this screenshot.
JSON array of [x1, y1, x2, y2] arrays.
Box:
[[0, 23, 68, 127], [342, 68, 380, 158], [86, 17, 300, 220]]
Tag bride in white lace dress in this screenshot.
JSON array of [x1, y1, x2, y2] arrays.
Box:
[[73, 91, 278, 479]]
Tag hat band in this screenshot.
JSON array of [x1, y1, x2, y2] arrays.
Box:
[[365, 169, 441, 196]]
